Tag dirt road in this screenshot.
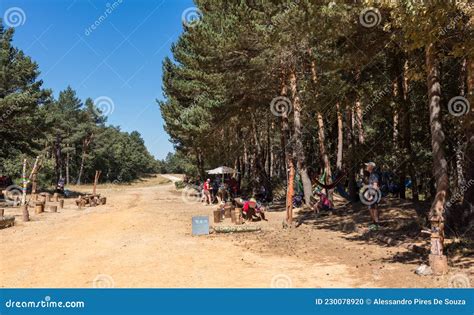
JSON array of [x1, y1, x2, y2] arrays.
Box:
[[0, 176, 469, 288]]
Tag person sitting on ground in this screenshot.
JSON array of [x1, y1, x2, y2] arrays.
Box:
[[365, 161, 381, 230], [242, 198, 267, 221], [312, 191, 333, 213]]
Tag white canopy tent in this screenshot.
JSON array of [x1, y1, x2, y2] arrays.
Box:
[[206, 166, 238, 180]]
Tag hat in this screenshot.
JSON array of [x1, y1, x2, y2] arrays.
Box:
[[364, 162, 376, 167]]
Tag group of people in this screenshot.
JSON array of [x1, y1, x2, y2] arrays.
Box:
[[199, 176, 239, 205], [188, 160, 383, 227]]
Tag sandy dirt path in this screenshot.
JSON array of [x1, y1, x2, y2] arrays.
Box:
[[0, 176, 469, 288]]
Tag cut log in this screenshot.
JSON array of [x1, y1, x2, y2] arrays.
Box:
[[21, 204, 29, 222], [0, 215, 15, 229], [224, 205, 232, 218], [213, 210, 221, 223], [47, 205, 58, 213], [234, 208, 242, 225], [99, 197, 107, 205], [35, 202, 44, 214]]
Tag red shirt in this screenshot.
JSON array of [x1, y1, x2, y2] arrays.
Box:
[[203, 182, 210, 191]]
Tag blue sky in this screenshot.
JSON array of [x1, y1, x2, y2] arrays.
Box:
[[1, 0, 195, 159]]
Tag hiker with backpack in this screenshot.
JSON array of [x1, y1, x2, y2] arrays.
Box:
[[364, 162, 381, 230]]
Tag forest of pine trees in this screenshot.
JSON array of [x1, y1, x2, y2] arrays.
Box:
[[160, 0, 473, 239], [0, 23, 158, 186]]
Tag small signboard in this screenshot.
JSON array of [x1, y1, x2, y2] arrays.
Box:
[[192, 216, 209, 236]]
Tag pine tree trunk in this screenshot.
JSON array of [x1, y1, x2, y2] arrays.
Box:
[[336, 102, 343, 171], [461, 57, 474, 229], [426, 43, 449, 274], [345, 105, 357, 201], [280, 69, 294, 224], [66, 149, 70, 186], [317, 111, 332, 198], [54, 133, 62, 184], [289, 68, 312, 206]]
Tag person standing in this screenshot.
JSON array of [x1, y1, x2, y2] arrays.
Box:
[[365, 162, 381, 230], [202, 178, 212, 205]]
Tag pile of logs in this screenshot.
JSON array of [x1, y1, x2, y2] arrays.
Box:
[[0, 208, 15, 229], [75, 194, 107, 209]]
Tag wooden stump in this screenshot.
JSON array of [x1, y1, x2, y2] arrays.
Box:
[[21, 204, 29, 222], [34, 202, 44, 214], [0, 208, 4, 217], [47, 205, 58, 213], [231, 209, 236, 223], [0, 215, 15, 229], [99, 197, 107, 205], [53, 193, 59, 202], [59, 199, 64, 209], [213, 210, 221, 223], [224, 206, 232, 218], [429, 254, 448, 275], [79, 199, 86, 209], [234, 208, 242, 225]]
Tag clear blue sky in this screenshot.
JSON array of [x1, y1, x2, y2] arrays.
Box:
[[1, 0, 195, 159]]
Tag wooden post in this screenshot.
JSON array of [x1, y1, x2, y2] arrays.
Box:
[[234, 208, 242, 225], [34, 202, 44, 214], [93, 170, 102, 196], [21, 159, 27, 205], [53, 193, 59, 202], [0, 209, 4, 217], [429, 215, 448, 275], [213, 210, 221, 223], [21, 204, 29, 221], [59, 199, 64, 209]]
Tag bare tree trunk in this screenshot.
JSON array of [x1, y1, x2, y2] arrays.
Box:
[[280, 69, 295, 224], [77, 135, 93, 185], [66, 148, 70, 186], [426, 43, 449, 274], [317, 111, 332, 199], [460, 57, 474, 230], [54, 133, 62, 184], [345, 105, 357, 201], [289, 68, 312, 206], [336, 102, 343, 171]]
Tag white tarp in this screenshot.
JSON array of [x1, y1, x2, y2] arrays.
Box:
[[206, 166, 238, 175]]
